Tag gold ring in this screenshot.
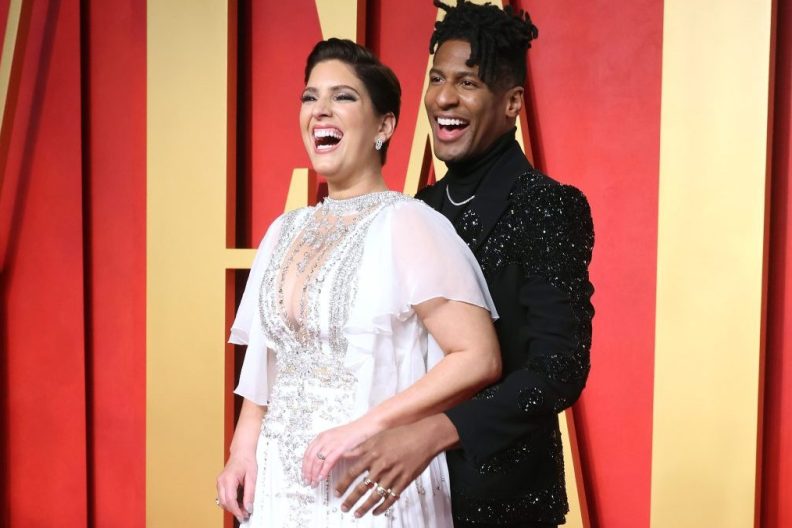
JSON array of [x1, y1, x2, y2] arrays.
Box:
[[388, 489, 399, 499], [375, 485, 388, 498], [362, 477, 375, 488]]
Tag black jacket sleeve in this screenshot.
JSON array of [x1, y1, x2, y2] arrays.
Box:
[[445, 183, 595, 464]]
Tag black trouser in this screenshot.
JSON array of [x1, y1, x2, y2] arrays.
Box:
[[454, 521, 558, 528]]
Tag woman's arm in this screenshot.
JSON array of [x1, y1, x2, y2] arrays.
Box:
[[216, 399, 267, 523], [302, 297, 500, 486]]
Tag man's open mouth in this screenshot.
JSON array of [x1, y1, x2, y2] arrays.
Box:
[[435, 116, 469, 140]]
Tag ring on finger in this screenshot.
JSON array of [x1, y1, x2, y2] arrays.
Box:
[[388, 488, 399, 499], [375, 485, 388, 498], [362, 477, 375, 488], [317, 452, 326, 461]]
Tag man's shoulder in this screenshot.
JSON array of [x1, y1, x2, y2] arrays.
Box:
[[510, 167, 591, 219], [414, 181, 441, 203]]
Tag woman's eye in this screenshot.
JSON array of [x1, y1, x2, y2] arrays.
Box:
[[335, 93, 357, 102], [300, 94, 316, 103]]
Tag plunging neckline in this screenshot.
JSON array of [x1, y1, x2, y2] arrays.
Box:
[[272, 191, 402, 343]]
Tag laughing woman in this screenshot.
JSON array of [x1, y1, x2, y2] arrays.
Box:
[[216, 39, 500, 528]]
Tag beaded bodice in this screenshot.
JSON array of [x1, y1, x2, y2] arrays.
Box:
[[256, 191, 408, 488]]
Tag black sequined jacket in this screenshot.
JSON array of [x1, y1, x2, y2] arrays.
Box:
[[416, 143, 594, 526]]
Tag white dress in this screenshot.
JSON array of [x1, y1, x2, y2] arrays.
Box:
[[230, 191, 496, 528]]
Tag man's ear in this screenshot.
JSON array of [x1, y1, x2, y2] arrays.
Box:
[[504, 86, 524, 119]]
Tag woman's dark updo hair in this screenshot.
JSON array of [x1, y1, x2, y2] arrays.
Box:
[[305, 38, 402, 164]]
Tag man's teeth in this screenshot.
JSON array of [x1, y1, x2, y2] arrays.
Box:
[[437, 117, 467, 126], [314, 128, 343, 139]]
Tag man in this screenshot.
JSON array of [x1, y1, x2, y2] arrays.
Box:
[[335, 2, 594, 527]]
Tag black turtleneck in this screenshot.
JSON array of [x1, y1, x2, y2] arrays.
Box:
[[440, 127, 518, 222]]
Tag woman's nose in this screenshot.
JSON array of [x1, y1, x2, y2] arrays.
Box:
[[312, 95, 332, 118]]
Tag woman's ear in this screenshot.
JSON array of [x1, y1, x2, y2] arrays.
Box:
[[378, 112, 397, 142]]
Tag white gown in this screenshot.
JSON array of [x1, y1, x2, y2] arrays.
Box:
[[230, 191, 496, 528]]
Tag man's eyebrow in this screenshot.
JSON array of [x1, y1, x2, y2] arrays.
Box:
[[429, 67, 478, 79]]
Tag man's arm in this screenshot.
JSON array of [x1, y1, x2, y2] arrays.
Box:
[[448, 183, 594, 462], [335, 182, 594, 516]]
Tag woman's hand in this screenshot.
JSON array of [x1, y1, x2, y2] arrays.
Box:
[[216, 452, 257, 523], [302, 417, 383, 487]]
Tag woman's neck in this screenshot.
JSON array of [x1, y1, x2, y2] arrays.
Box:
[[325, 168, 388, 199]]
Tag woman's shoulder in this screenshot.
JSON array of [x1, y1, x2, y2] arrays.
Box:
[[378, 193, 450, 228], [370, 194, 461, 252]]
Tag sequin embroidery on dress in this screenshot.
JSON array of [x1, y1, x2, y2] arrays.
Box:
[[256, 190, 408, 526]]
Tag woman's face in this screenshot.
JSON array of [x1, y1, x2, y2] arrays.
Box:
[[300, 59, 385, 181]]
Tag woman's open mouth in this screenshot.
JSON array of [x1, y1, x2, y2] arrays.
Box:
[[313, 127, 343, 152]]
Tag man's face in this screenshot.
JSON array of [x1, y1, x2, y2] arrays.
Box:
[[425, 39, 515, 163]]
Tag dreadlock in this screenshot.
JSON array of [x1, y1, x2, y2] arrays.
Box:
[[429, 0, 538, 90]]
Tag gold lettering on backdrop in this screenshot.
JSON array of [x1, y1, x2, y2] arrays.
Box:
[[0, 0, 23, 142], [315, 0, 363, 43], [651, 1, 770, 526], [147, 1, 230, 526], [284, 167, 317, 212]]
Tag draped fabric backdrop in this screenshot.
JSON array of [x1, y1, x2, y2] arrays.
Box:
[[0, 1, 790, 527]]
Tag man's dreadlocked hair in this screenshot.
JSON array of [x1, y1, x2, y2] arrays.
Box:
[[429, 0, 539, 90]]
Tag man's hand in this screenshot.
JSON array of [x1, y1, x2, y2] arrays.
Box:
[[334, 414, 460, 518]]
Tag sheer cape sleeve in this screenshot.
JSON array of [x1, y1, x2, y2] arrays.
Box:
[[346, 199, 497, 341], [230, 215, 286, 406], [339, 198, 496, 413]]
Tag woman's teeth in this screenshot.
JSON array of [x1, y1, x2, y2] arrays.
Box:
[[314, 128, 343, 150]]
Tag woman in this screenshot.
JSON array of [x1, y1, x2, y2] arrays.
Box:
[[216, 38, 500, 527]]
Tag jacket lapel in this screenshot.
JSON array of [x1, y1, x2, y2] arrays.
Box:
[[466, 143, 532, 252]]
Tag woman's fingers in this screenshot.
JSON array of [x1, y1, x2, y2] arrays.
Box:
[[217, 477, 246, 522], [302, 437, 322, 484], [316, 448, 343, 484], [242, 466, 256, 515]]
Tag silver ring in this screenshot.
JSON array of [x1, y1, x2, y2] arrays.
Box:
[[317, 452, 326, 461], [375, 485, 388, 498]]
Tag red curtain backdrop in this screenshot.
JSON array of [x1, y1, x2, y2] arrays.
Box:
[[1, 1, 790, 527], [1, 1, 146, 527]]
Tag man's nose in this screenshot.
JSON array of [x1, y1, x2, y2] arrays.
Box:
[[434, 83, 459, 108]]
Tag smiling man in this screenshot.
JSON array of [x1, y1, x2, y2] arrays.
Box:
[[335, 2, 595, 527]]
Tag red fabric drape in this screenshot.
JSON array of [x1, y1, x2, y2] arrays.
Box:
[[1, 1, 146, 526]]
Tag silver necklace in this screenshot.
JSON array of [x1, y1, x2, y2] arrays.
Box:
[[446, 185, 476, 206]]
